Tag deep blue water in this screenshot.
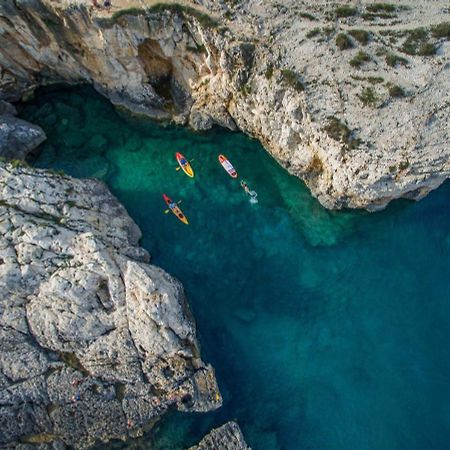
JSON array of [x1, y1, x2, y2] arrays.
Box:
[[21, 85, 450, 450]]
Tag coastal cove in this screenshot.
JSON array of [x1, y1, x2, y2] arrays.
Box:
[[21, 85, 450, 449]]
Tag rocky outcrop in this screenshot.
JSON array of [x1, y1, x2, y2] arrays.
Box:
[[0, 163, 221, 448], [0, 0, 449, 210], [189, 421, 250, 450], [0, 99, 46, 159], [0, 114, 46, 160]]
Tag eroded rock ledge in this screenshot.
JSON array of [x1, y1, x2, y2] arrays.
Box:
[[0, 163, 221, 448], [189, 421, 250, 450], [0, 0, 449, 210]]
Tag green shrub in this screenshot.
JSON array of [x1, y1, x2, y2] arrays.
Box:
[[431, 22, 450, 39], [348, 29, 370, 45], [324, 116, 361, 149], [401, 28, 428, 54], [385, 52, 408, 67], [280, 69, 305, 91], [418, 42, 436, 56], [148, 3, 218, 28], [335, 6, 358, 18], [187, 44, 207, 53], [10, 159, 24, 169], [367, 76, 384, 84], [366, 3, 396, 13], [336, 33, 353, 50], [110, 7, 144, 21], [349, 51, 371, 68], [358, 87, 378, 106], [388, 84, 405, 97], [299, 12, 317, 21], [306, 27, 320, 38]]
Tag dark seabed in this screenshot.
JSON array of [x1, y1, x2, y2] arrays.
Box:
[[20, 85, 450, 450]]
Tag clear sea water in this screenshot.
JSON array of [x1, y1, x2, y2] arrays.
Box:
[[21, 85, 450, 450]]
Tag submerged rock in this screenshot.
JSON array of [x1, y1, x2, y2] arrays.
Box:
[[189, 421, 250, 450], [0, 164, 222, 448]]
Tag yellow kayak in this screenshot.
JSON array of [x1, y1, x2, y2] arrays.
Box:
[[176, 152, 194, 178]]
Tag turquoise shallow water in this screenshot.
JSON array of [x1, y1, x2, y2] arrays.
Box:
[[21, 85, 450, 450]]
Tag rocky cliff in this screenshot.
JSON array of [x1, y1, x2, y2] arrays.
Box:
[[1, 0, 449, 210], [0, 162, 221, 448]]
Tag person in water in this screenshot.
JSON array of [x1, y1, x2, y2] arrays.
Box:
[[241, 180, 250, 195]]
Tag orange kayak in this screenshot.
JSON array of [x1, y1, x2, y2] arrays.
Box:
[[163, 193, 188, 225], [176, 152, 194, 178], [218, 154, 237, 178]]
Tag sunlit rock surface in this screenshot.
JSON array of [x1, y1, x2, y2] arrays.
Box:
[[0, 0, 449, 209], [0, 164, 221, 448]]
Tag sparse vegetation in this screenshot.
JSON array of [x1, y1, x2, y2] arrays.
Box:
[[401, 28, 429, 54], [9, 159, 29, 169], [280, 69, 305, 91], [336, 33, 353, 50], [106, 3, 219, 28], [358, 87, 378, 106], [366, 3, 396, 13], [417, 42, 436, 56], [148, 3, 219, 28], [265, 64, 274, 80], [385, 52, 408, 67], [367, 76, 384, 84], [348, 29, 370, 45], [388, 84, 405, 97], [399, 160, 410, 171], [110, 7, 145, 22], [335, 6, 358, 18], [299, 12, 317, 21], [187, 44, 207, 54], [306, 28, 320, 38], [431, 22, 450, 40], [352, 75, 384, 84], [321, 27, 336, 39], [349, 51, 371, 68], [324, 116, 362, 150]]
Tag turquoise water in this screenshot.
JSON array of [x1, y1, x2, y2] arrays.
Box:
[[21, 85, 450, 450]]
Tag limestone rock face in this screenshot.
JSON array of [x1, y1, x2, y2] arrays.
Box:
[[0, 0, 450, 210], [0, 0, 448, 210], [189, 421, 250, 450], [0, 163, 221, 448]]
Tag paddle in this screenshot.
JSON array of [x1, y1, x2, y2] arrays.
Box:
[[175, 159, 195, 171], [164, 200, 182, 213]]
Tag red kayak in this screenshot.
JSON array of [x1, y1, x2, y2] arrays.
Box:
[[162, 193, 189, 225]]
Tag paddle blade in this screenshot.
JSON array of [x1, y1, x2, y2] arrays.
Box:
[[175, 167, 181, 171], [164, 209, 170, 214]]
